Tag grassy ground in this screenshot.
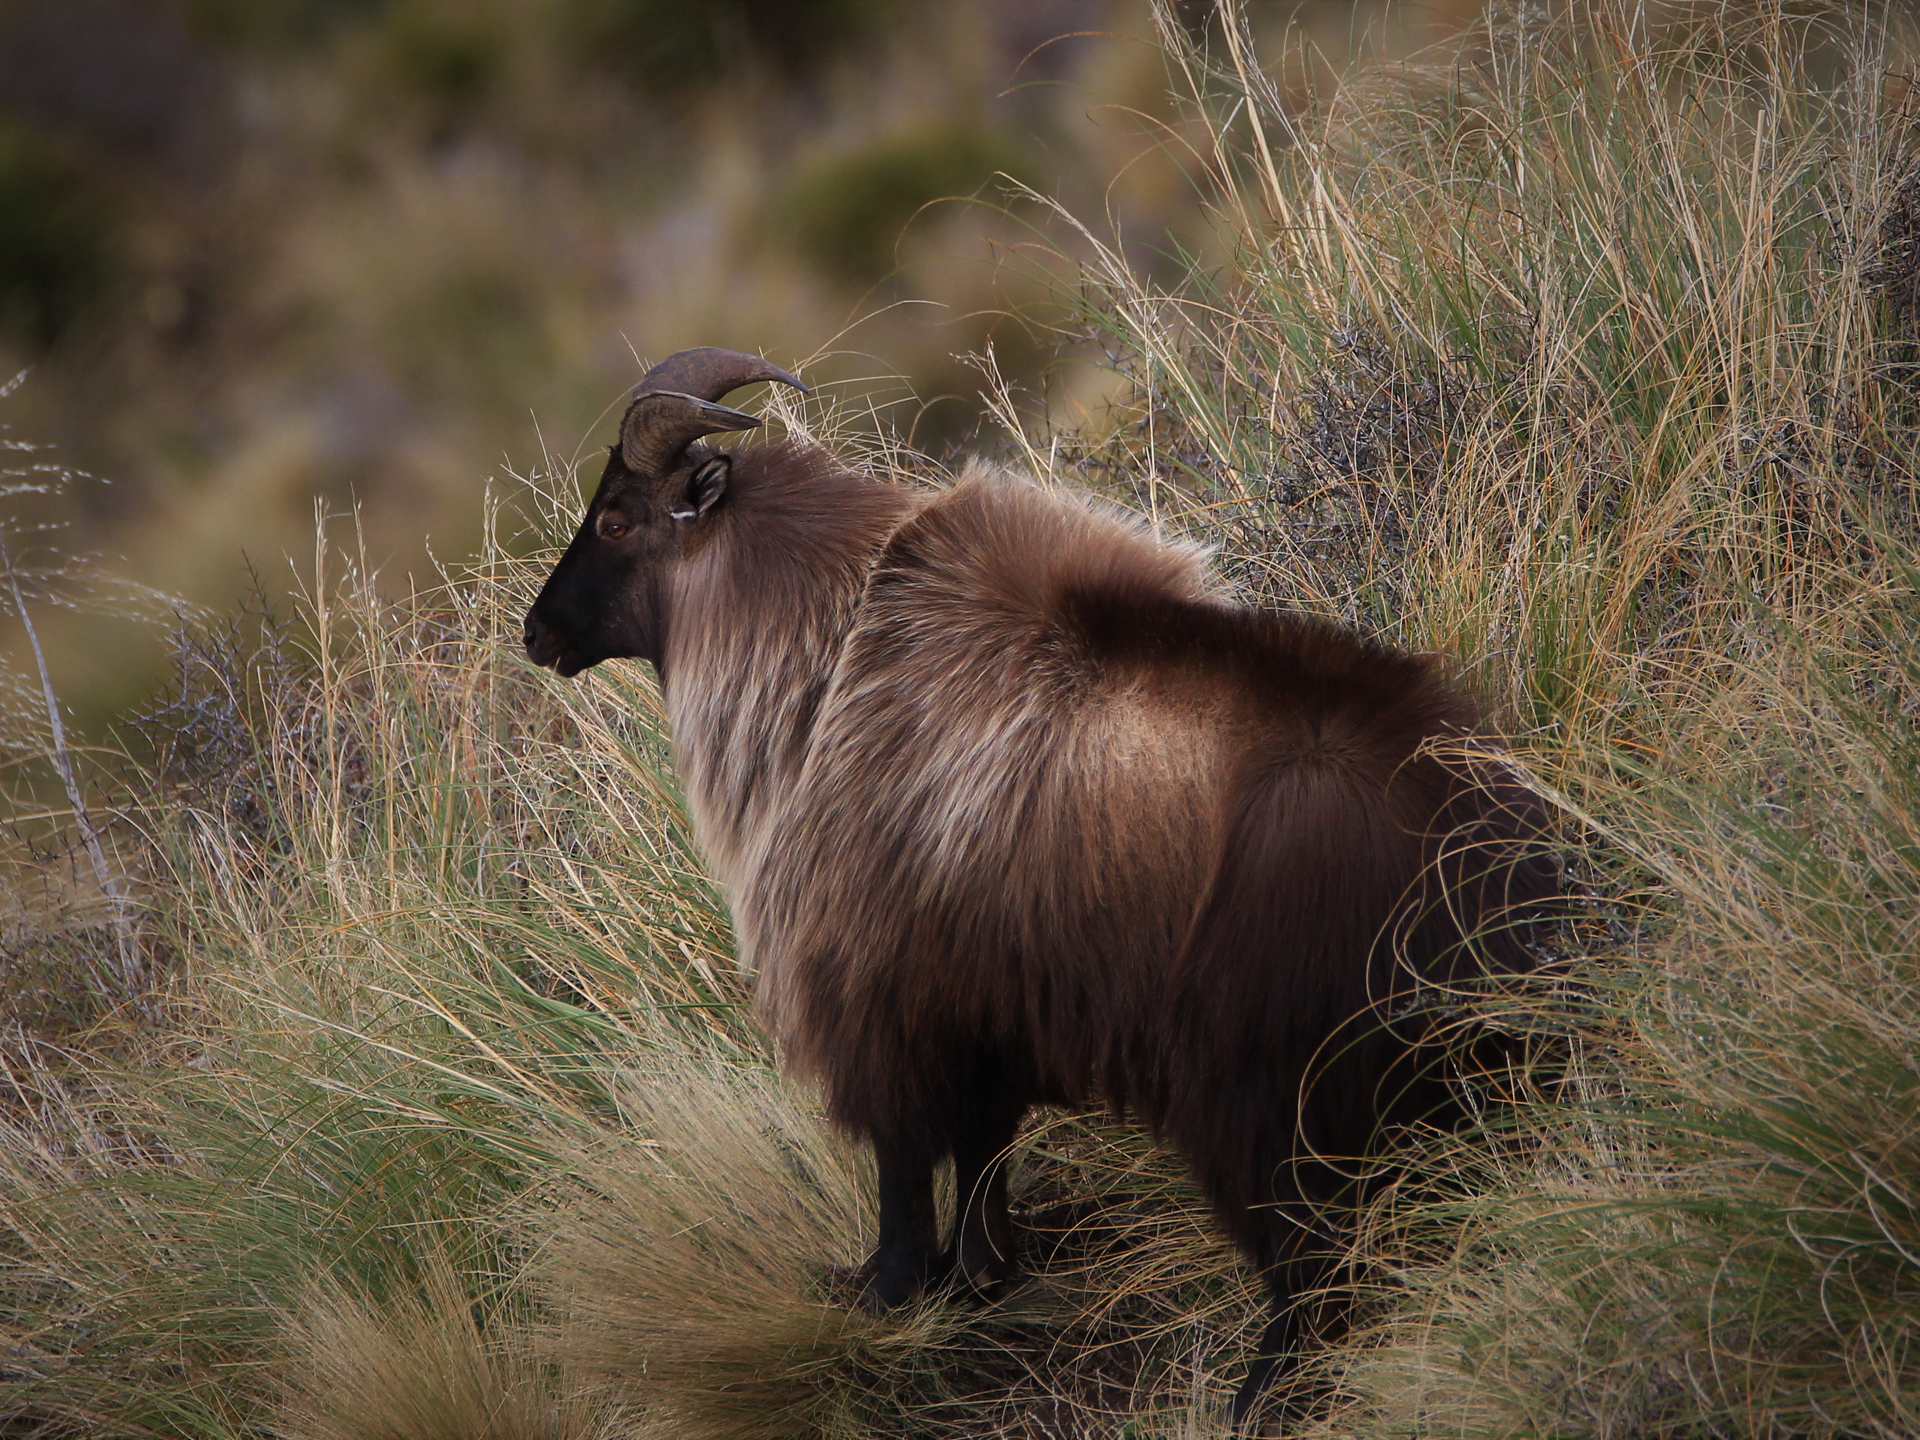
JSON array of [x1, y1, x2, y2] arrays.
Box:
[[5, 2, 1920, 1436]]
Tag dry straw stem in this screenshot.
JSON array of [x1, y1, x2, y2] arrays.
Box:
[[0, 371, 183, 1012], [2, 530, 138, 993]]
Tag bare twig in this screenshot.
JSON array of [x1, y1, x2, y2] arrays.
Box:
[[0, 530, 140, 997]]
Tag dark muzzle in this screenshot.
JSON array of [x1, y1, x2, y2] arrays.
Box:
[[523, 608, 575, 674]]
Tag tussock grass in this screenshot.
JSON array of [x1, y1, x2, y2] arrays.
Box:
[[1048, 3, 1916, 687], [533, 1048, 930, 1440], [277, 1254, 619, 1440]]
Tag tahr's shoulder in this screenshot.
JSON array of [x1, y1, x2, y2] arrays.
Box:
[[869, 464, 1219, 621]]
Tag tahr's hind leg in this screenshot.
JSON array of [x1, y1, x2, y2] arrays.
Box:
[[854, 1137, 943, 1312], [1229, 1305, 1291, 1431], [1228, 1243, 1341, 1432]]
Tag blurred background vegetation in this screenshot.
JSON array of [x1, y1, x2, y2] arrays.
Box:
[[0, 0, 1477, 734]]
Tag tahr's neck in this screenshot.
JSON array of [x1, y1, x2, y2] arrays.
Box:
[[662, 443, 918, 886]]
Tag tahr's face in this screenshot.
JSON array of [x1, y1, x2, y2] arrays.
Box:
[[521, 344, 800, 678], [522, 443, 729, 677]]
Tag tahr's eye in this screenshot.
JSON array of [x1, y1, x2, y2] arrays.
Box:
[[598, 515, 630, 540]]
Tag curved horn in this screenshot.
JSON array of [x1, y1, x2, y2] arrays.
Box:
[[621, 347, 809, 475], [634, 346, 809, 403], [620, 391, 761, 475]]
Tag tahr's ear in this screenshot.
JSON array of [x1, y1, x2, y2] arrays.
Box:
[[671, 454, 730, 521]]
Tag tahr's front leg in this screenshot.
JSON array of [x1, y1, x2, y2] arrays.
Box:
[[951, 1095, 1026, 1294], [854, 1138, 942, 1312]]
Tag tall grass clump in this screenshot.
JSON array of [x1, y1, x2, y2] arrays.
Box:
[[275, 1254, 622, 1440], [1023, 1, 1920, 1433], [532, 1047, 935, 1440], [0, 487, 748, 1434]]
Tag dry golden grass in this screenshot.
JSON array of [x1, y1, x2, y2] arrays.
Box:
[[277, 1254, 622, 1440], [532, 1050, 927, 1440]]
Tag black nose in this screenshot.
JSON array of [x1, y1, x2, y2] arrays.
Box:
[[522, 615, 538, 651]]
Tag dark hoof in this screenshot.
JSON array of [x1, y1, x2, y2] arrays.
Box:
[[955, 1251, 1017, 1302], [833, 1246, 950, 1314], [1228, 1351, 1282, 1433], [856, 1257, 922, 1313]]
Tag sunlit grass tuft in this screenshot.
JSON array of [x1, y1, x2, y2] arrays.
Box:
[[534, 1047, 933, 1440], [276, 1254, 621, 1440]]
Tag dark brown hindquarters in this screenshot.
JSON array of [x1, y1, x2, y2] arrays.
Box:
[[1147, 623, 1556, 1424]]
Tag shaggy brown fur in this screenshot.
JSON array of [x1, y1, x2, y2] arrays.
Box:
[[527, 402, 1557, 1422]]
